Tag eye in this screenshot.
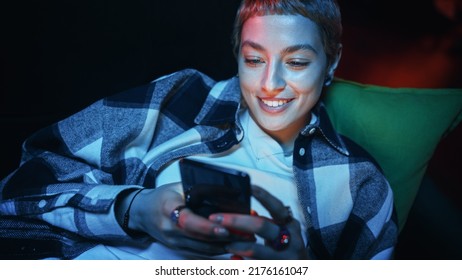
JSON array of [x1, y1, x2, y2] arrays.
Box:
[[286, 60, 310, 69], [244, 57, 265, 67]]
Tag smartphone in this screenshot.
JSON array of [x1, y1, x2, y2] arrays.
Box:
[[179, 158, 251, 218]]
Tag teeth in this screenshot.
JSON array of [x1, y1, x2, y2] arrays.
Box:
[[261, 99, 289, 108]]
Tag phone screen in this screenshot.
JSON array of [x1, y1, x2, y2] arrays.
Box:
[[179, 158, 251, 218]]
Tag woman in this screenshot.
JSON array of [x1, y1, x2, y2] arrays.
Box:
[[0, 0, 397, 260]]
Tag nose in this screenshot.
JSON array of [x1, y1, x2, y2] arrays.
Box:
[[261, 61, 286, 95]]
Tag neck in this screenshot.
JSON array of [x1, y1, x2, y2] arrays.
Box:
[[258, 113, 311, 147]]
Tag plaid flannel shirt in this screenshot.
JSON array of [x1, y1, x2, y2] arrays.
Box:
[[0, 69, 397, 259]]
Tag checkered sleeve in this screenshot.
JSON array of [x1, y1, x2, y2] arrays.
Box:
[[0, 69, 221, 242], [0, 76, 167, 241], [333, 160, 398, 259], [0, 96, 153, 240]]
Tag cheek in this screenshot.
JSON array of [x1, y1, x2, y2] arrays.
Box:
[[288, 69, 325, 97], [289, 81, 324, 114], [239, 73, 259, 95], [238, 59, 264, 88], [295, 85, 323, 105], [240, 83, 255, 109], [290, 66, 325, 86], [238, 75, 253, 104]]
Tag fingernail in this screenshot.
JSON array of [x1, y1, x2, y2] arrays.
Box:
[[209, 214, 223, 223], [214, 227, 229, 237]]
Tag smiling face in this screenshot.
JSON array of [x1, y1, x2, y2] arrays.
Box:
[[238, 14, 335, 144]]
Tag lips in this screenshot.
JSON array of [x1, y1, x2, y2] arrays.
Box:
[[258, 97, 294, 112]]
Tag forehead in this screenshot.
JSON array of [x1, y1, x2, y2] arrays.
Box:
[[240, 14, 323, 51]]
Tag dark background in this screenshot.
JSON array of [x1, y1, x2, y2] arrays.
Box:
[[1, 0, 461, 259]]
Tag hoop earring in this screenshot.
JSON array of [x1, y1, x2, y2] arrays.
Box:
[[324, 75, 333, 86]]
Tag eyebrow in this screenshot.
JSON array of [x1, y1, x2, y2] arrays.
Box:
[[241, 40, 318, 55]]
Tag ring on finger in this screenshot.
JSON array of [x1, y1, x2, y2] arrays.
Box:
[[266, 225, 291, 251], [170, 205, 187, 227]]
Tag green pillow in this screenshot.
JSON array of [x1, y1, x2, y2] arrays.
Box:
[[323, 79, 462, 230]]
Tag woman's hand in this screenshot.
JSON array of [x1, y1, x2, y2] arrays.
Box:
[[209, 185, 309, 259], [121, 183, 232, 255]]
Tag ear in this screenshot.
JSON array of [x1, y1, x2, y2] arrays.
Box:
[[329, 44, 343, 75], [325, 44, 343, 86]]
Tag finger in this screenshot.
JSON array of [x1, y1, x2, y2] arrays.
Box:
[[213, 213, 306, 253], [210, 213, 281, 241], [173, 207, 231, 240], [160, 183, 232, 239], [251, 185, 292, 224]]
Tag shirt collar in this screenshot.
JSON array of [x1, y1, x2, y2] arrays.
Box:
[[301, 102, 350, 156]]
